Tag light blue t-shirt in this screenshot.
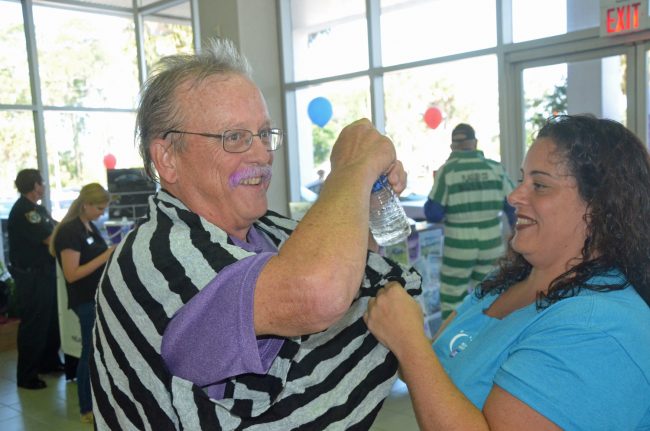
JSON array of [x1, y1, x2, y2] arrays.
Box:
[[433, 272, 650, 430]]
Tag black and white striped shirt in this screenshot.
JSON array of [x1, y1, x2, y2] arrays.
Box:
[[90, 190, 421, 430]]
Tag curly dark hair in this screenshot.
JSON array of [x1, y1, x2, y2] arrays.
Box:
[[478, 114, 650, 307]]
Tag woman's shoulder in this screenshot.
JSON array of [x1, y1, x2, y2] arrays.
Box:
[[579, 271, 648, 319], [58, 217, 84, 236], [546, 280, 649, 327], [540, 283, 650, 372]]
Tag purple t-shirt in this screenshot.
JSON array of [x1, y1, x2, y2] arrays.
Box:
[[161, 226, 284, 399]]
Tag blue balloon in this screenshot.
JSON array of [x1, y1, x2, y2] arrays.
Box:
[[307, 97, 333, 127]]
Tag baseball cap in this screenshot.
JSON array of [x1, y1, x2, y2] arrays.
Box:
[[451, 123, 476, 141]]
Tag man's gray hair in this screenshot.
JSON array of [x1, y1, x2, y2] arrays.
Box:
[[136, 38, 253, 181]]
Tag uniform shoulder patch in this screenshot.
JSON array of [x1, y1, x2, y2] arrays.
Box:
[[25, 210, 42, 224]]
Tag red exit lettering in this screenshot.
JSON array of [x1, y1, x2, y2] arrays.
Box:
[[607, 2, 641, 33]]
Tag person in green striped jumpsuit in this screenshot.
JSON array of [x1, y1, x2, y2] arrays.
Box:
[[424, 123, 515, 319]]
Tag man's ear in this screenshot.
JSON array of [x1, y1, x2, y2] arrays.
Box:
[[150, 138, 178, 184]]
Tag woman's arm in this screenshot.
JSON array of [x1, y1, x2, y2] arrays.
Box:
[[60, 245, 115, 283], [364, 283, 561, 431]]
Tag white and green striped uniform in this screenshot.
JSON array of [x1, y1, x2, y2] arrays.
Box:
[[428, 150, 514, 318]]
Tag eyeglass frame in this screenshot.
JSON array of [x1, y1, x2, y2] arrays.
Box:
[[162, 128, 284, 153]]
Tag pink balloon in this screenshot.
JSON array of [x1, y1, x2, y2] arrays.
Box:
[[423, 107, 443, 129], [103, 153, 117, 170]]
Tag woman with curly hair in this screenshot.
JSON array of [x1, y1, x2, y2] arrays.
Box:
[[365, 115, 650, 430]]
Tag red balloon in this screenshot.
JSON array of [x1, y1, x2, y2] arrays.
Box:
[[423, 107, 443, 129], [103, 153, 117, 170]]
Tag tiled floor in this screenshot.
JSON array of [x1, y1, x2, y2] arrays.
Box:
[[370, 379, 420, 431], [0, 346, 418, 430], [0, 349, 90, 430]]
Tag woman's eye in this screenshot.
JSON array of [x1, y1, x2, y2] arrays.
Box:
[[533, 182, 547, 190]]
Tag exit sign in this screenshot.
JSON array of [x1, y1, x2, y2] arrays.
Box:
[[600, 0, 648, 36]]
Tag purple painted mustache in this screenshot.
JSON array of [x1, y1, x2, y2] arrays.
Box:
[[228, 166, 273, 188]]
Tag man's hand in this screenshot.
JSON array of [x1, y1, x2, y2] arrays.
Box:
[[329, 119, 397, 184], [384, 160, 407, 196]]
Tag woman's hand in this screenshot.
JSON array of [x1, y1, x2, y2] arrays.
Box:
[[364, 281, 428, 359], [61, 244, 116, 284]]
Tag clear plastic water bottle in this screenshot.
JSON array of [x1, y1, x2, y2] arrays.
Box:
[[369, 175, 412, 246]]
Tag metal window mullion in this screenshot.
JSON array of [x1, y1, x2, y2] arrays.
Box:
[[138, 0, 187, 15], [497, 0, 519, 179], [22, 0, 50, 210], [366, 0, 385, 132], [190, 0, 201, 53], [502, 59, 525, 181], [634, 42, 646, 146], [31, 0, 130, 15], [133, 0, 147, 87], [277, 0, 301, 202]]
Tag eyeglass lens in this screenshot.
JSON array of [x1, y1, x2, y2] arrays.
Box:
[[223, 129, 282, 153]]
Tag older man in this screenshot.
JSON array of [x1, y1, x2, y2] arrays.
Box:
[[90, 39, 420, 429]]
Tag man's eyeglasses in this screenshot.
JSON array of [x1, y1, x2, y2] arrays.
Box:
[[163, 128, 283, 153]]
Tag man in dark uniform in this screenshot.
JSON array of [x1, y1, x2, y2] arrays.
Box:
[[8, 169, 62, 389]]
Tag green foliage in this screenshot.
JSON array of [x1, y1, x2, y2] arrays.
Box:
[[385, 72, 459, 148], [0, 12, 193, 195], [0, 21, 31, 104], [39, 18, 108, 107], [309, 84, 370, 166], [312, 127, 336, 165], [0, 110, 36, 190], [526, 81, 567, 146], [144, 21, 194, 76]]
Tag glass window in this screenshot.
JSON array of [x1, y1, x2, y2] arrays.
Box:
[[0, 1, 31, 105], [512, 0, 599, 43], [295, 77, 371, 200], [0, 0, 196, 224], [567, 55, 626, 125], [0, 110, 37, 208], [523, 55, 626, 147], [384, 55, 499, 197], [381, 0, 496, 66], [44, 111, 138, 219], [143, 6, 194, 77], [512, 0, 566, 42], [290, 0, 368, 81], [523, 63, 567, 146], [33, 4, 139, 108]]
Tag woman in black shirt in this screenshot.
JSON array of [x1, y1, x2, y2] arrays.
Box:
[[50, 183, 115, 424]]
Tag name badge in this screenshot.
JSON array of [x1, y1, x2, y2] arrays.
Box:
[[86, 236, 95, 245]]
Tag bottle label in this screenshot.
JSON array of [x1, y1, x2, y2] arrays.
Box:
[[369, 174, 412, 246], [371, 175, 389, 193]]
